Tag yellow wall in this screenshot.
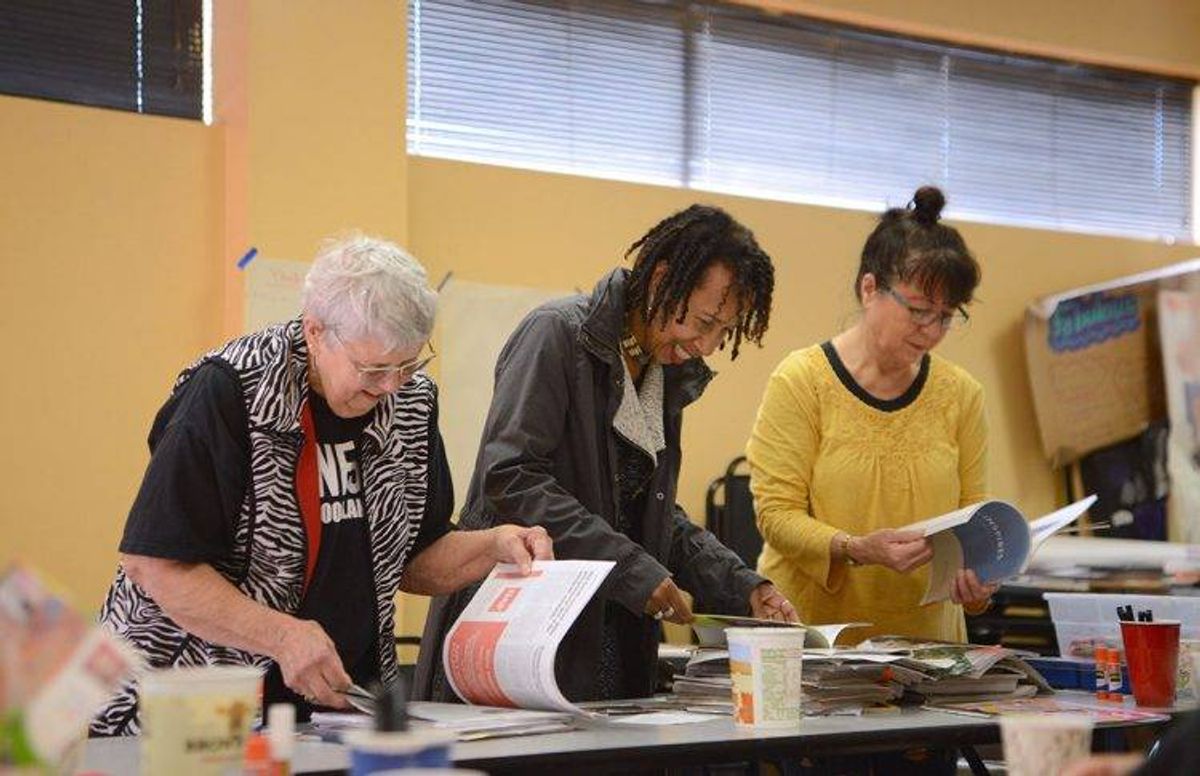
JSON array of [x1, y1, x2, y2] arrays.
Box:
[[244, 0, 408, 268], [0, 96, 223, 610], [0, 0, 409, 612], [407, 158, 1199, 527], [742, 0, 1200, 77]]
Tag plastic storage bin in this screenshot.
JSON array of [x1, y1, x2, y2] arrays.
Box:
[[1043, 592, 1200, 659]]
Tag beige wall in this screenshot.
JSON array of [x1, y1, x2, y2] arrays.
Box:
[[1, 0, 1198, 628]]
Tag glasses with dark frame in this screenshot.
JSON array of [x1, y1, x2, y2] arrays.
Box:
[[883, 287, 969, 330], [329, 329, 437, 386]]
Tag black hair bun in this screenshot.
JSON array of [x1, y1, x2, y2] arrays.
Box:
[[911, 186, 946, 226]]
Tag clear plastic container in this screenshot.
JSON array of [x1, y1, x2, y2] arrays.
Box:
[[1043, 593, 1200, 658]]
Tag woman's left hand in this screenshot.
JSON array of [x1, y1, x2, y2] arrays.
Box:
[[489, 525, 554, 575], [749, 583, 799, 623], [950, 569, 998, 608]]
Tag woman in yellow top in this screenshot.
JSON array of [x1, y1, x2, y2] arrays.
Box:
[[747, 185, 995, 644]]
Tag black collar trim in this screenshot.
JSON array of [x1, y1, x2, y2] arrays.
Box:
[[821, 341, 929, 413]]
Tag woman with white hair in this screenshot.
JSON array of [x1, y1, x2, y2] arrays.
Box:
[[92, 234, 551, 736]]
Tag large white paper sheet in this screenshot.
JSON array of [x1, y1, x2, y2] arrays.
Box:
[[1158, 289, 1200, 543], [436, 280, 566, 514], [244, 257, 307, 332]]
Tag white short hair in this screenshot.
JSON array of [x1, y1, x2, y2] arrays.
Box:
[[301, 233, 437, 351]]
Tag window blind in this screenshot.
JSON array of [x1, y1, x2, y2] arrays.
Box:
[[407, 0, 1194, 241], [409, 0, 686, 185], [0, 0, 204, 120]]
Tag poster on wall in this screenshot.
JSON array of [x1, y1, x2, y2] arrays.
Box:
[[436, 279, 567, 511], [244, 257, 309, 332], [1023, 258, 1200, 467], [1157, 289, 1200, 543]]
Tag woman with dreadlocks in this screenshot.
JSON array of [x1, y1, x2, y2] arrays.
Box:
[[414, 204, 796, 703]]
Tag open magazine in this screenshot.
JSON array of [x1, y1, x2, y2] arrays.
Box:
[[910, 494, 1098, 605], [442, 559, 614, 713], [691, 614, 869, 648]]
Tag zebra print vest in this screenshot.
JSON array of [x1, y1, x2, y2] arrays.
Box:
[[92, 319, 435, 735]]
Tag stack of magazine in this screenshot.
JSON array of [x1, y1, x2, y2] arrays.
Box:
[[671, 637, 1052, 716], [854, 637, 1052, 704]]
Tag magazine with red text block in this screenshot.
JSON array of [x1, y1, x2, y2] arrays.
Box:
[[442, 560, 615, 713]]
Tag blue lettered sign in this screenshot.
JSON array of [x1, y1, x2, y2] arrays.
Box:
[[1048, 293, 1141, 353]]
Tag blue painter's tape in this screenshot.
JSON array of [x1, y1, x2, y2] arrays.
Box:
[[236, 247, 259, 270]]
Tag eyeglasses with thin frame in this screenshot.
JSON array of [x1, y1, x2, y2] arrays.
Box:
[[883, 287, 969, 330], [329, 329, 437, 386]]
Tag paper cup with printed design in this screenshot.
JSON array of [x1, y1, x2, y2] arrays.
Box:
[[139, 665, 262, 775], [1000, 714, 1093, 776], [725, 626, 805, 727]]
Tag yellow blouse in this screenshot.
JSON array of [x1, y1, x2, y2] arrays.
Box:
[[746, 343, 988, 643]]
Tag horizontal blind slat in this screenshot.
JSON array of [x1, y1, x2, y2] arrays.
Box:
[[409, 0, 1192, 240]]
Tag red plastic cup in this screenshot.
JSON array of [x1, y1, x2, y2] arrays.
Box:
[[1119, 620, 1180, 707]]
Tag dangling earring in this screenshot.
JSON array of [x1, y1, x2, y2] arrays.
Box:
[[620, 331, 648, 364], [622, 302, 650, 365]]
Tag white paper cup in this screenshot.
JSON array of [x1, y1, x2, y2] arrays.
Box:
[[139, 665, 263, 776], [344, 729, 457, 775], [1000, 714, 1093, 776], [725, 626, 805, 728]]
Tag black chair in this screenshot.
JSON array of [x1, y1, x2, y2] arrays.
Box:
[[705, 456, 763, 569]]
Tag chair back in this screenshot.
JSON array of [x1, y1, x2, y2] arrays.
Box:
[[705, 456, 763, 569]]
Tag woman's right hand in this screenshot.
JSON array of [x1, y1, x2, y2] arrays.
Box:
[[644, 577, 694, 624], [849, 529, 933, 573]]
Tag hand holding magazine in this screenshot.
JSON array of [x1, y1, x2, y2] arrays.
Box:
[[442, 559, 614, 713], [910, 495, 1097, 605]]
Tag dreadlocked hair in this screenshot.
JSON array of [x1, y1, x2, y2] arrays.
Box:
[[624, 204, 774, 360]]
